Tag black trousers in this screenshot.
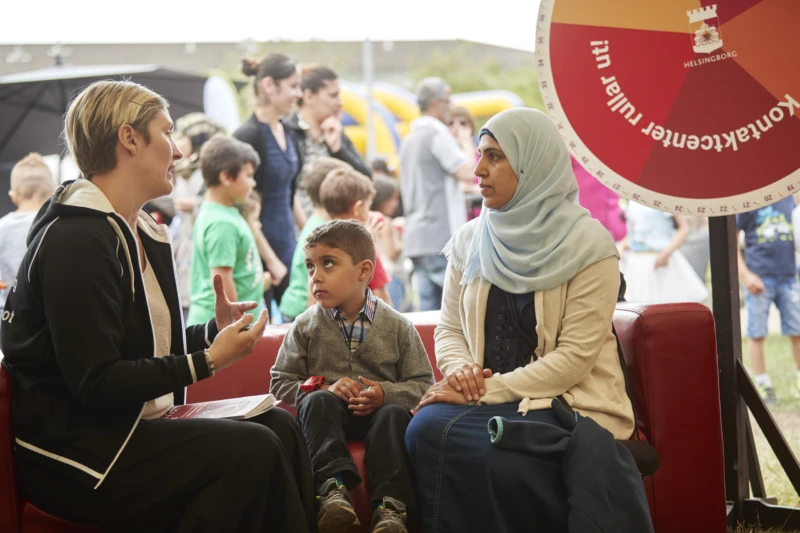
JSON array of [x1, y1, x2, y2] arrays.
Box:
[[296, 390, 416, 512], [17, 408, 316, 533]]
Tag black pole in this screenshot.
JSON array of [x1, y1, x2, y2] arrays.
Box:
[[738, 360, 800, 494], [746, 416, 767, 499], [709, 215, 749, 523]]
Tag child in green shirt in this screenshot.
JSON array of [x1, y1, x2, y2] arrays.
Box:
[[187, 136, 265, 325], [279, 157, 350, 321]]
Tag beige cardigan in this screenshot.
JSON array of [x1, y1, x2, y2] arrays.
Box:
[[434, 256, 635, 439]]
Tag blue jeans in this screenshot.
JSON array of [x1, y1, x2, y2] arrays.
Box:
[[386, 277, 406, 312], [410, 255, 448, 312], [745, 275, 800, 338]]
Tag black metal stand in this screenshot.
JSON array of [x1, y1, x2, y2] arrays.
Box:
[[710, 216, 800, 529]]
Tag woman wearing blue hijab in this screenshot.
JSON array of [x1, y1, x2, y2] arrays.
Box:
[[404, 108, 640, 531]]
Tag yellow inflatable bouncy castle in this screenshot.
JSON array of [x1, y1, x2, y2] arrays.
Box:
[[451, 90, 525, 122], [339, 81, 401, 166], [340, 82, 523, 166]]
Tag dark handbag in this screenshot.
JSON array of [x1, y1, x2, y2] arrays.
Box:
[[506, 272, 659, 476]]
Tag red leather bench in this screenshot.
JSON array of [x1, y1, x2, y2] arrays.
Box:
[[0, 305, 726, 533]]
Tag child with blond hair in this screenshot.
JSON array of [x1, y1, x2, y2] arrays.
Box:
[[0, 153, 56, 311]]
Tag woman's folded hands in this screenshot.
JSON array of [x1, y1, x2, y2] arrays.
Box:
[[416, 363, 493, 410]]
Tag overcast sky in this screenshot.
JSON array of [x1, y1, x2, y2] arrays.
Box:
[[3, 0, 541, 51]]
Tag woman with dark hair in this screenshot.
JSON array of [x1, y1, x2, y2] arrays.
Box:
[[285, 64, 372, 226], [233, 53, 302, 305]]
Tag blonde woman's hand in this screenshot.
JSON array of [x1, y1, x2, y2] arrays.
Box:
[[206, 310, 269, 373], [213, 273, 258, 330]]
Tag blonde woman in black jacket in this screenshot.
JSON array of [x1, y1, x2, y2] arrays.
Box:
[[0, 80, 314, 532]]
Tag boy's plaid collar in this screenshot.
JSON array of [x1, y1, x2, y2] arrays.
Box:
[[328, 288, 378, 322]]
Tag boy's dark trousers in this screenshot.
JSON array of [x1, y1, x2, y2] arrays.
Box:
[[296, 390, 417, 512]]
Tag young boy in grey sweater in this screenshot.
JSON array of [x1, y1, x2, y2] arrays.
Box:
[[270, 220, 434, 533]]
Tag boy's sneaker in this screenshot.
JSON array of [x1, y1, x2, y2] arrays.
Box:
[[371, 497, 408, 533], [758, 384, 778, 405], [317, 478, 360, 533]]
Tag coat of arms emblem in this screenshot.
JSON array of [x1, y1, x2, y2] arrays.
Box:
[[687, 4, 723, 54]]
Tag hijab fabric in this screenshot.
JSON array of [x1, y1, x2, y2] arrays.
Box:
[[443, 108, 618, 293]]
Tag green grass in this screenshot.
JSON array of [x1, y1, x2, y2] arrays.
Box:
[[742, 336, 800, 413], [729, 526, 797, 533], [732, 336, 800, 531]]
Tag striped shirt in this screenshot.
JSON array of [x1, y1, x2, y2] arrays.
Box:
[[328, 289, 378, 353]]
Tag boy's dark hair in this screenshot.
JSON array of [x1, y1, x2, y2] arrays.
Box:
[[304, 157, 352, 207], [200, 135, 261, 187], [319, 168, 376, 217], [305, 219, 376, 266], [372, 175, 399, 213], [371, 157, 395, 177]]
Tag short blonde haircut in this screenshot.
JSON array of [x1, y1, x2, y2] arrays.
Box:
[[64, 80, 168, 179], [10, 153, 55, 201]]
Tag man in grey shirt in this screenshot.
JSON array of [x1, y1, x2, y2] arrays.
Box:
[[399, 77, 477, 311], [0, 153, 56, 313]]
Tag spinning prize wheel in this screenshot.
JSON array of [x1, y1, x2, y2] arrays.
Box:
[[536, 0, 800, 215]]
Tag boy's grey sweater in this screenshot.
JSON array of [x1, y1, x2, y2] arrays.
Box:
[[270, 299, 435, 410]]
